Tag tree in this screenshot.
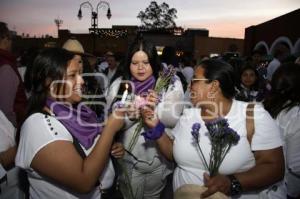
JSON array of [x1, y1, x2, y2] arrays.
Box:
[[137, 1, 177, 30]]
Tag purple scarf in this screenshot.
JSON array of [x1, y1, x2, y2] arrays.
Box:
[[131, 76, 156, 96], [46, 98, 101, 149]]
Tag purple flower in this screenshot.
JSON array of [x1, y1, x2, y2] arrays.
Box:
[[224, 127, 240, 145], [191, 123, 201, 141], [161, 65, 176, 78], [191, 122, 209, 172], [205, 117, 229, 138], [201, 117, 240, 176], [171, 75, 177, 85], [192, 123, 201, 131], [162, 65, 170, 76], [133, 96, 147, 109]]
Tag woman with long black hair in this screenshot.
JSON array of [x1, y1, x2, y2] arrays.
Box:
[[15, 48, 125, 199], [106, 38, 184, 199]]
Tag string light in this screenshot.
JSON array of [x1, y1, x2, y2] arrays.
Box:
[[91, 29, 128, 38]]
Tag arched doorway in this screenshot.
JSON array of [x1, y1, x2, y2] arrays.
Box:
[[270, 36, 293, 55], [294, 38, 300, 57], [254, 41, 269, 55]]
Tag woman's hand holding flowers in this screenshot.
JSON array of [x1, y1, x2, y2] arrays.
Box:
[[145, 89, 160, 108], [126, 102, 141, 121], [141, 106, 158, 129], [201, 173, 231, 198]]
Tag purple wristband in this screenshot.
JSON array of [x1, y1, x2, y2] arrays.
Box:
[[142, 121, 165, 141]]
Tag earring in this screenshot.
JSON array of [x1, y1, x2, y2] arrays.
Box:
[[207, 91, 216, 101]]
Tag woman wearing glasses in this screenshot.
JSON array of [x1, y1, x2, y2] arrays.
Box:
[[142, 59, 284, 198]]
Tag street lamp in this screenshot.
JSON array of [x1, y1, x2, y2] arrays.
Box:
[[54, 18, 63, 38], [77, 1, 111, 54]]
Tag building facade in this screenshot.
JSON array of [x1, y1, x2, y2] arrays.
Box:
[[244, 8, 300, 57], [13, 25, 244, 60]]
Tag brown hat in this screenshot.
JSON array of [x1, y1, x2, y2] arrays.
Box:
[[174, 184, 228, 199]]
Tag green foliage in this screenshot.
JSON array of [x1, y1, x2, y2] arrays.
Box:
[[137, 1, 177, 30]]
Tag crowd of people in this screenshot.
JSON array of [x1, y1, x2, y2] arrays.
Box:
[[1, 20, 300, 199]]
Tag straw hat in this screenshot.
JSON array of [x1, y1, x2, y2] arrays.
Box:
[[62, 38, 85, 54], [105, 51, 114, 56], [174, 184, 228, 199]]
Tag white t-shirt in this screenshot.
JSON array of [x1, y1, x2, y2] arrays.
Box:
[[172, 100, 282, 198], [15, 113, 115, 199], [270, 106, 300, 198], [107, 68, 117, 84], [98, 61, 108, 72]]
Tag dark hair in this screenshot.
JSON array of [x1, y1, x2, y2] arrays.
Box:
[[0, 22, 11, 40], [161, 46, 178, 67], [23, 48, 41, 92], [198, 59, 236, 99], [124, 37, 161, 79], [264, 63, 300, 118], [239, 64, 260, 90], [27, 48, 75, 115]]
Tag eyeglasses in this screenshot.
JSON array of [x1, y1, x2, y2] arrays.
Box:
[[190, 78, 209, 85]]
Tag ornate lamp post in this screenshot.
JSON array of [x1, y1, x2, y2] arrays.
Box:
[[77, 1, 111, 54]]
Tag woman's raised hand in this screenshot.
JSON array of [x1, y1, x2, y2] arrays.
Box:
[[141, 106, 159, 129], [146, 89, 159, 108], [106, 108, 126, 133]]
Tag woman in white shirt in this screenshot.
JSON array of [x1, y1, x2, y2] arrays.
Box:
[[264, 62, 300, 198], [142, 59, 284, 198], [106, 38, 184, 199], [15, 48, 125, 199]]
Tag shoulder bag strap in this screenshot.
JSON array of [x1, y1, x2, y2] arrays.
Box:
[[71, 134, 87, 159]]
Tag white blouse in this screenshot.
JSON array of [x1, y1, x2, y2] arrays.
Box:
[[273, 106, 300, 198], [15, 113, 114, 199], [172, 100, 283, 198]]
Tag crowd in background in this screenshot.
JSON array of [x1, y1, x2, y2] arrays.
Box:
[[1, 20, 300, 199]]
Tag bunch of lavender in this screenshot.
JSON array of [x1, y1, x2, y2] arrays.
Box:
[[154, 65, 177, 92], [127, 65, 177, 152], [191, 118, 240, 176]]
